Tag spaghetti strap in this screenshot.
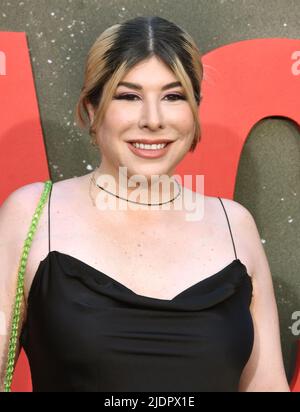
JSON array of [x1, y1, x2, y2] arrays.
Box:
[[217, 197, 238, 260], [48, 181, 53, 253]]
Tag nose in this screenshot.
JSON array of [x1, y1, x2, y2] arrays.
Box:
[[138, 98, 164, 130]]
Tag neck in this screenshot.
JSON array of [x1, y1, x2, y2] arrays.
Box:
[[91, 165, 181, 210]]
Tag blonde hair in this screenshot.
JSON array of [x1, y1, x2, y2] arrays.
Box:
[[75, 16, 203, 152]]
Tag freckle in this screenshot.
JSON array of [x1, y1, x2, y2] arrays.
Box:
[[139, 253, 143, 257], [137, 243, 141, 247]]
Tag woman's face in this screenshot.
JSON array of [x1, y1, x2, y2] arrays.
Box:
[[88, 55, 195, 182]]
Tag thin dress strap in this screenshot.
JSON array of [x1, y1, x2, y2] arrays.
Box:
[[217, 197, 238, 260], [48, 181, 53, 253]]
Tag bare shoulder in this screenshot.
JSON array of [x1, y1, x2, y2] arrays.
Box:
[[0, 181, 48, 239], [217, 197, 263, 264], [204, 195, 262, 276], [1, 180, 51, 231], [209, 195, 254, 221], [0, 182, 51, 268], [182, 189, 256, 232], [50, 173, 91, 200], [202, 195, 257, 234], [1, 180, 46, 207]]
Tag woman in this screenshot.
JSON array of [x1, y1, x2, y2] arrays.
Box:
[[0, 16, 290, 392]]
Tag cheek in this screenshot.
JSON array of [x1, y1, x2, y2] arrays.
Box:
[[169, 106, 194, 131], [182, 108, 195, 128], [97, 109, 131, 145], [105, 104, 135, 129]]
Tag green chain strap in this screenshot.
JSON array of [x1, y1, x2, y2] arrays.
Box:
[[4, 180, 53, 392]]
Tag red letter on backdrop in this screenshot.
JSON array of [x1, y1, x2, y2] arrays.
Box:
[[0, 32, 50, 203], [0, 32, 50, 391]]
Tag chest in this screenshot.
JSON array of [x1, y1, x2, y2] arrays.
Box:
[[25, 210, 241, 302]]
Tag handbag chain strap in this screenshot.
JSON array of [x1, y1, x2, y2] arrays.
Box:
[[4, 180, 53, 392]]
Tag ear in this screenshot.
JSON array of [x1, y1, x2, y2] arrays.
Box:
[[86, 102, 95, 124]]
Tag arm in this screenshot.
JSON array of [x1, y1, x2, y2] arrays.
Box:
[[236, 205, 290, 392], [0, 182, 45, 391]]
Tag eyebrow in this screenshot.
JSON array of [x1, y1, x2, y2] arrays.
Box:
[[117, 81, 182, 91]]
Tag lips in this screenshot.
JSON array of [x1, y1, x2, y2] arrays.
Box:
[[127, 139, 173, 144], [127, 141, 172, 159]]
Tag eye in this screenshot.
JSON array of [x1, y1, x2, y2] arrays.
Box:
[[113, 93, 140, 101], [164, 93, 186, 101]]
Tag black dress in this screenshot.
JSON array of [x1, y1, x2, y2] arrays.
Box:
[[20, 184, 254, 392]]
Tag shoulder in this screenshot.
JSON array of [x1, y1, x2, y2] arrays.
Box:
[[3, 174, 86, 210], [205, 196, 262, 274], [1, 176, 86, 231], [49, 174, 90, 201], [216, 196, 261, 244], [217, 197, 261, 248], [214, 196, 254, 220], [1, 181, 47, 203], [0, 181, 48, 228], [0, 181, 51, 253], [182, 189, 256, 229], [204, 195, 256, 228]]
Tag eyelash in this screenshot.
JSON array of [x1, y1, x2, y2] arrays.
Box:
[[113, 93, 186, 101]]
